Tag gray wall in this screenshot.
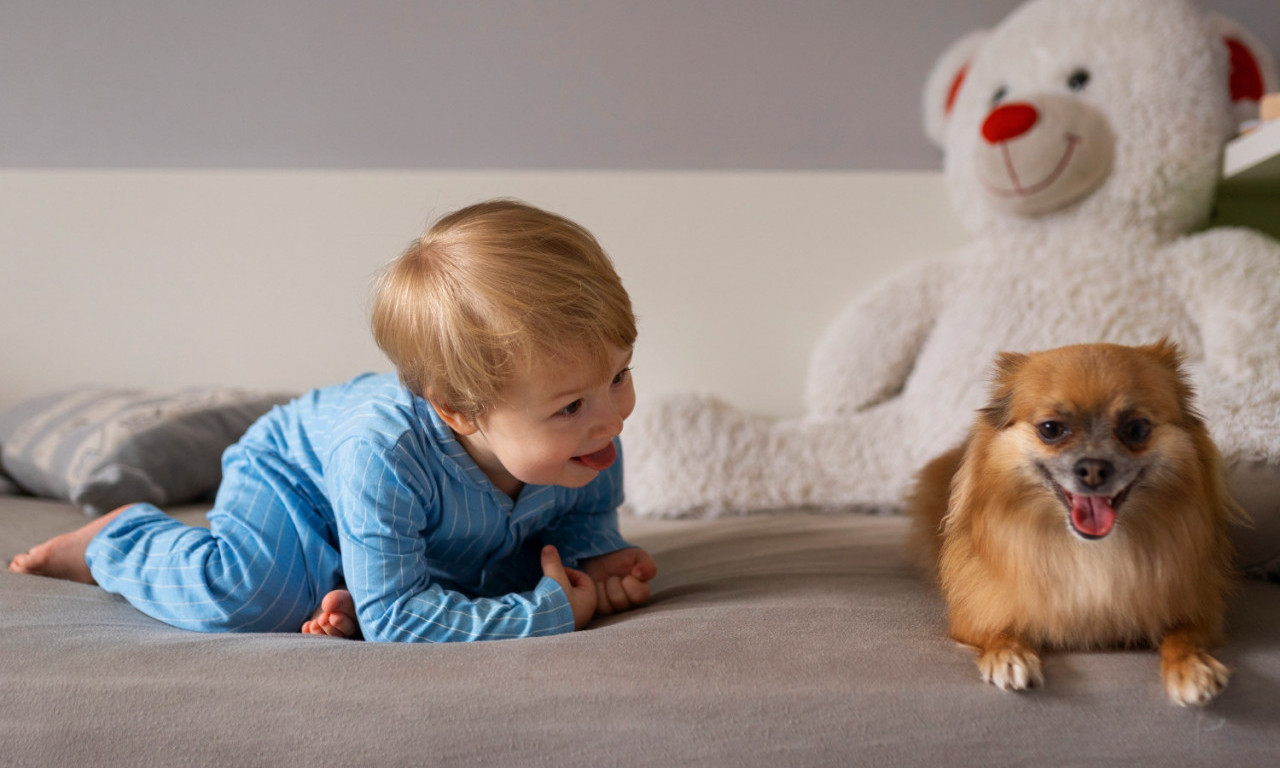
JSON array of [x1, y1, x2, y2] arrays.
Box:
[[2, 0, 1275, 170]]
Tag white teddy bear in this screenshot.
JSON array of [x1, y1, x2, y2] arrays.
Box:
[[624, 0, 1280, 565]]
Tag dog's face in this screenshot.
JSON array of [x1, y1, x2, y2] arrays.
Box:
[[978, 340, 1200, 541]]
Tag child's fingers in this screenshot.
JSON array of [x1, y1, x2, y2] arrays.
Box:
[[544, 547, 596, 601], [594, 580, 616, 615], [631, 551, 658, 582], [565, 566, 593, 593], [604, 576, 629, 610], [595, 575, 651, 613], [621, 574, 651, 606], [540, 545, 568, 582]]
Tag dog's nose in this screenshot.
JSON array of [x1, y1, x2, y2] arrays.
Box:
[[1073, 458, 1114, 489]]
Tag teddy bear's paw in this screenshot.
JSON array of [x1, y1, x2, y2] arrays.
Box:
[[622, 392, 778, 518]]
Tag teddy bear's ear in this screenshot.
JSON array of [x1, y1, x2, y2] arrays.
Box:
[[923, 30, 989, 150], [1206, 14, 1278, 127]]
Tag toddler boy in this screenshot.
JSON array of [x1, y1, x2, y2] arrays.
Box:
[[10, 199, 656, 642]]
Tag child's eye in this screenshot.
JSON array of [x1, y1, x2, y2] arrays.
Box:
[[557, 399, 584, 417], [612, 367, 632, 386]]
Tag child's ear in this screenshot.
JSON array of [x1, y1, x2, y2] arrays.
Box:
[[428, 397, 479, 435]]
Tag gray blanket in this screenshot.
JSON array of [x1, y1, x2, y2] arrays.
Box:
[[2, 495, 1277, 767]]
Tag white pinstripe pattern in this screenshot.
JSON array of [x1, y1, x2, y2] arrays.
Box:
[[85, 373, 632, 641]]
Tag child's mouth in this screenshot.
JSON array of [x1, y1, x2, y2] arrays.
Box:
[[573, 442, 617, 471]]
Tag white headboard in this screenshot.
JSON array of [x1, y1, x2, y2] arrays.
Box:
[[0, 170, 966, 417]]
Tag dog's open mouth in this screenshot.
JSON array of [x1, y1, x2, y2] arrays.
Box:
[[1060, 490, 1120, 539], [1057, 481, 1139, 539], [1039, 464, 1138, 540]]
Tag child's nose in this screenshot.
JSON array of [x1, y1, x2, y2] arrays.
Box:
[[593, 402, 625, 439]]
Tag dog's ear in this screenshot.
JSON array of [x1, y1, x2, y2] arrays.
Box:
[[980, 351, 1028, 429], [1142, 337, 1201, 421], [1143, 337, 1184, 374]]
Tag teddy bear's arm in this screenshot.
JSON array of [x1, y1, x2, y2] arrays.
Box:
[[1168, 228, 1280, 382], [804, 258, 947, 418]]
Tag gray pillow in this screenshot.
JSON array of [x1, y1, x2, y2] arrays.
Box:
[[0, 387, 294, 515]]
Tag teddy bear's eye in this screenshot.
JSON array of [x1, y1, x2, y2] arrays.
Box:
[[1067, 69, 1091, 92], [991, 86, 1009, 107]]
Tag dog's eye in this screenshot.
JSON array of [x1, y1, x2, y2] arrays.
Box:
[[1036, 421, 1069, 444], [1117, 418, 1152, 448], [1067, 69, 1091, 92]]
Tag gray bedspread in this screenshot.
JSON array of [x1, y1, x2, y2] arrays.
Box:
[[2, 494, 1277, 767]]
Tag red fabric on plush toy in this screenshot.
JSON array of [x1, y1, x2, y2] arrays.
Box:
[[1228, 38, 1265, 103]]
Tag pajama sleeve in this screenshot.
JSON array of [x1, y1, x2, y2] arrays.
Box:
[[326, 436, 575, 642], [541, 439, 633, 568]]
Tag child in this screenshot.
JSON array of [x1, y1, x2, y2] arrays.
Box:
[[9, 199, 657, 642]]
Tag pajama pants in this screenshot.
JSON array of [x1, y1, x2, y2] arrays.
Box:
[[84, 448, 344, 633]]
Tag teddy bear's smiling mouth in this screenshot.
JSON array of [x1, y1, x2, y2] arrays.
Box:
[[984, 132, 1081, 198]]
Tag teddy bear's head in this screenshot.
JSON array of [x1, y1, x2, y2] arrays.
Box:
[[924, 0, 1275, 242]]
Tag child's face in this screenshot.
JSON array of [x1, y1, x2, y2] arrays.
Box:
[[444, 343, 635, 497]]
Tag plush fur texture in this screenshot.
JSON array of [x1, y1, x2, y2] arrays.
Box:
[[905, 342, 1243, 706], [624, 0, 1280, 529]]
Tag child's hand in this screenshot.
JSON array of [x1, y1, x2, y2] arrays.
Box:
[[541, 545, 597, 630], [581, 547, 658, 615]]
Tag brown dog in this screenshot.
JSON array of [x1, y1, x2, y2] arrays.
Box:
[[907, 341, 1244, 706]]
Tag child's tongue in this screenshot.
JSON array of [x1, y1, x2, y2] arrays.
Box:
[[1069, 493, 1117, 538], [575, 442, 617, 471]]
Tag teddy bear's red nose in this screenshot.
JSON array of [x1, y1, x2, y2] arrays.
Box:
[[982, 103, 1039, 143]]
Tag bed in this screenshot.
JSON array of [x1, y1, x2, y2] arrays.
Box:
[[3, 170, 1278, 766], [3, 494, 1279, 767]]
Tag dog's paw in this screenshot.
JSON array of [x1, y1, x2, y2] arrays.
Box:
[[1163, 651, 1229, 707], [978, 646, 1044, 691]]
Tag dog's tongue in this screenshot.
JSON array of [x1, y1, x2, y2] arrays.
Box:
[[576, 441, 617, 471], [1070, 494, 1117, 538]]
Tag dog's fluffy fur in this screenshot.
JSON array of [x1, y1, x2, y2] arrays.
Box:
[[906, 341, 1245, 706]]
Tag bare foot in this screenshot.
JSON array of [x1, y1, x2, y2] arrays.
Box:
[[302, 589, 360, 639], [8, 506, 130, 584]]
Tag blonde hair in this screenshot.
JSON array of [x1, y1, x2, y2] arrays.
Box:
[[372, 199, 636, 418]]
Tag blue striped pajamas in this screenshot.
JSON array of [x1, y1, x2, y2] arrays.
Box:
[[84, 373, 632, 641]]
